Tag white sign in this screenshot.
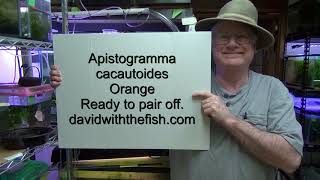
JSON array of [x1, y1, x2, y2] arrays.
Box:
[[53, 32, 211, 150]]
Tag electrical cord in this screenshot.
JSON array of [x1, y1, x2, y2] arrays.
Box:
[[40, 53, 50, 84], [124, 8, 150, 28], [22, 65, 41, 78], [149, 9, 179, 32], [72, 22, 76, 34], [53, 2, 178, 32], [17, 49, 22, 78], [13, 48, 17, 83], [70, 1, 150, 28], [79, 0, 91, 17], [56, 3, 178, 32], [64, 6, 127, 20], [41, 53, 50, 74]]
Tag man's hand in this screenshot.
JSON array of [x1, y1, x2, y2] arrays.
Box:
[[50, 65, 62, 89], [192, 91, 235, 127]]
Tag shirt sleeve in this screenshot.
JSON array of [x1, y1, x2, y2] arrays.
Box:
[[267, 78, 304, 155]]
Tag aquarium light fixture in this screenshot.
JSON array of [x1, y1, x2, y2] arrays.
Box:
[[20, 7, 28, 13], [290, 93, 320, 113], [292, 44, 303, 49], [291, 44, 320, 49]]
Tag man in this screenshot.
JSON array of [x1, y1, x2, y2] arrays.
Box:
[[170, 0, 303, 180], [50, 0, 303, 179]]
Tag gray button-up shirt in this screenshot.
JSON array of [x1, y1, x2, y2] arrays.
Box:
[[170, 71, 303, 180]]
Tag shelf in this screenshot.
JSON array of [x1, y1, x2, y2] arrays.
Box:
[[304, 144, 320, 152], [52, 8, 194, 33], [0, 148, 24, 164], [0, 135, 57, 175], [0, 36, 53, 50], [286, 33, 320, 43], [295, 107, 320, 116], [303, 143, 320, 153], [285, 54, 320, 58], [287, 84, 320, 98]]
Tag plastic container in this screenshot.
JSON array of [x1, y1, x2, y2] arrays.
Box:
[[0, 84, 54, 106], [0, 160, 49, 180], [0, 127, 53, 150], [0, 84, 53, 97]]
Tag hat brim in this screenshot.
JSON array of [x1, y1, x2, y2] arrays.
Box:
[[195, 17, 275, 50]]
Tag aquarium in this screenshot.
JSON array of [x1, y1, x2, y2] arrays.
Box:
[[296, 111, 320, 145], [28, 0, 52, 41], [285, 39, 320, 89], [0, 0, 20, 37], [0, 0, 51, 41], [292, 94, 320, 115]]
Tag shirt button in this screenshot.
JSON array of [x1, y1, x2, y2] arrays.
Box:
[[226, 102, 231, 107], [223, 94, 229, 98]]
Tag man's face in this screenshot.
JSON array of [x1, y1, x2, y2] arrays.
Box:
[[212, 21, 256, 68]]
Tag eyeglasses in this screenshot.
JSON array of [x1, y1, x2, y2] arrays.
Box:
[[213, 33, 254, 46]]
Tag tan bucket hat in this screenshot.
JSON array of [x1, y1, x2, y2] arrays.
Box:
[[195, 0, 275, 50]]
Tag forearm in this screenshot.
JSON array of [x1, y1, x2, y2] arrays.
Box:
[[223, 117, 301, 173]]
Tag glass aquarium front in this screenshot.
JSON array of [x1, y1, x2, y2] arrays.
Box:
[[285, 39, 320, 89], [292, 94, 320, 115], [0, 0, 20, 37], [0, 0, 51, 41]]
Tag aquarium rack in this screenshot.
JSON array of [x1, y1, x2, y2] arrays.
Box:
[[0, 135, 57, 175], [285, 54, 320, 58], [287, 84, 320, 98], [286, 33, 320, 43], [0, 36, 52, 50], [285, 33, 320, 148]]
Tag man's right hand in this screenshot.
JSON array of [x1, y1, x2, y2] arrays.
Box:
[[50, 65, 62, 89]]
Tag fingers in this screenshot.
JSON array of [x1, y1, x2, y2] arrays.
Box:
[[50, 70, 61, 77], [50, 65, 61, 76], [51, 64, 59, 70], [50, 81, 61, 89], [192, 91, 213, 99], [202, 101, 216, 109], [201, 97, 226, 118], [203, 107, 213, 115], [50, 65, 62, 89], [202, 95, 219, 104], [51, 75, 62, 82], [50, 76, 61, 89]]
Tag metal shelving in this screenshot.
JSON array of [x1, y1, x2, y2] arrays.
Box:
[[287, 84, 320, 98], [0, 1, 56, 178], [285, 33, 320, 150], [0, 135, 57, 176], [0, 36, 53, 50]]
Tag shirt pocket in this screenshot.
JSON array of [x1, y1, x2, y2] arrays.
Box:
[[242, 114, 268, 131]]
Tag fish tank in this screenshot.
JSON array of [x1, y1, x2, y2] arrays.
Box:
[[285, 35, 320, 145], [285, 37, 320, 89], [28, 0, 52, 41], [0, 0, 52, 41], [294, 96, 320, 145], [295, 109, 320, 145], [0, 0, 20, 37]]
